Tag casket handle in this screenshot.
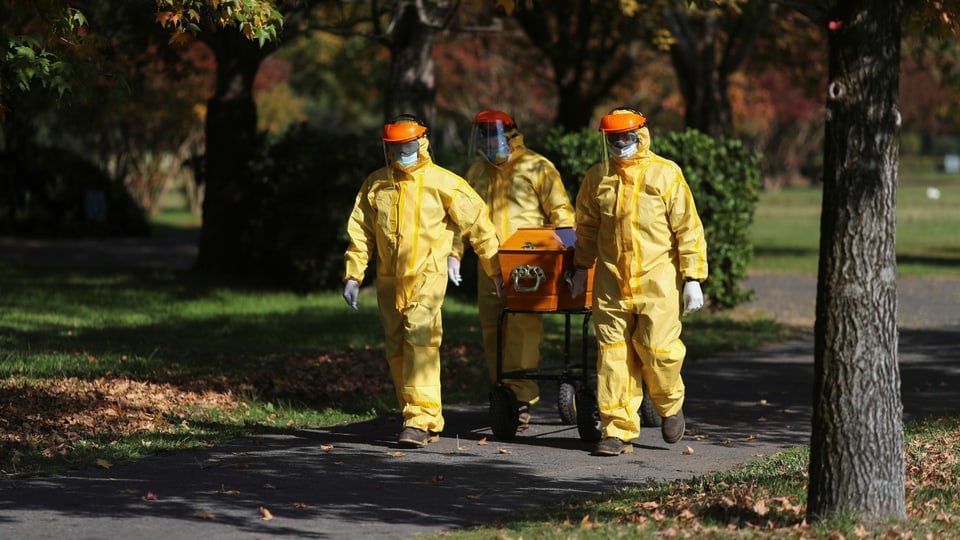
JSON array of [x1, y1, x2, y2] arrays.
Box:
[[510, 265, 546, 292]]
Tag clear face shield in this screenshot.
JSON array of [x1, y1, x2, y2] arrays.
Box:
[[383, 138, 421, 182], [601, 130, 640, 173], [470, 120, 513, 165], [384, 139, 421, 169]]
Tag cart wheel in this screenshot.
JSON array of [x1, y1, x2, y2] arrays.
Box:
[[557, 381, 578, 425], [489, 385, 519, 440], [640, 381, 662, 427], [574, 387, 601, 442]]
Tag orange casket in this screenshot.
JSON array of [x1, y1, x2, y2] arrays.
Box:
[[498, 227, 595, 311]]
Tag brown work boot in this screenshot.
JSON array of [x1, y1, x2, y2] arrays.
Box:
[[518, 404, 532, 424], [661, 410, 685, 444], [397, 427, 439, 447], [593, 437, 634, 456]]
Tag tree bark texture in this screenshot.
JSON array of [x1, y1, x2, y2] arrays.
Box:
[[808, 0, 905, 523], [195, 30, 269, 274], [384, 3, 439, 125]]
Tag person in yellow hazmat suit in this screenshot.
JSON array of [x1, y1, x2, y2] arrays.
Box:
[[569, 108, 708, 456], [451, 110, 575, 424], [342, 114, 504, 448]]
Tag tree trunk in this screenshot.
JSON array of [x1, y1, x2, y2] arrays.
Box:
[[384, 3, 438, 125], [808, 0, 905, 523], [195, 30, 269, 274], [669, 12, 731, 137], [664, 0, 774, 138]]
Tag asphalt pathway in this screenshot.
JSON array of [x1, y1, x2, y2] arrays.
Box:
[[1, 238, 958, 539]]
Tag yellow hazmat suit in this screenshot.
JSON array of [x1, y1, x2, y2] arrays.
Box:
[[573, 117, 707, 444], [456, 111, 574, 405], [344, 123, 501, 435], [457, 111, 575, 407]]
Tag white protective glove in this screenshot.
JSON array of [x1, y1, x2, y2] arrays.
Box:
[[493, 275, 505, 298], [682, 280, 704, 315], [447, 256, 462, 286], [568, 268, 588, 299], [342, 279, 360, 310]]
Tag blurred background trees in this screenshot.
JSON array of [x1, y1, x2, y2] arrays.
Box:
[[1, 0, 958, 297]]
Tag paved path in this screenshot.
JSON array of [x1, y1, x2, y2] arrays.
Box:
[[1, 238, 958, 539]]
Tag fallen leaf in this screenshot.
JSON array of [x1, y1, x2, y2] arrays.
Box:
[[757, 417, 768, 423], [477, 437, 488, 446], [320, 444, 334, 451], [259, 506, 274, 520], [466, 494, 481, 500], [753, 498, 769, 516], [142, 492, 158, 501], [757, 399, 768, 406], [496, 446, 512, 454], [682, 446, 695, 455], [387, 451, 407, 457], [194, 510, 217, 519], [95, 458, 112, 469]]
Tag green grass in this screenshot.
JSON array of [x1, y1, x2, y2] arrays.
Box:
[[422, 416, 960, 539], [750, 159, 960, 276], [0, 260, 784, 476]]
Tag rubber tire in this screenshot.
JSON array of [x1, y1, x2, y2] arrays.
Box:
[[489, 385, 519, 440], [557, 381, 578, 425], [575, 386, 602, 442], [640, 380, 662, 427]]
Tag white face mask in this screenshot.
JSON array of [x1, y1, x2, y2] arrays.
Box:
[[609, 142, 638, 160], [397, 152, 418, 167]]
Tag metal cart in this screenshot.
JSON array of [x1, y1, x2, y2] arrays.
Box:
[[487, 306, 661, 442], [488, 306, 601, 442]]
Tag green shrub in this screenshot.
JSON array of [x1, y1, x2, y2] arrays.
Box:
[[540, 127, 761, 310], [536, 127, 602, 199], [654, 129, 761, 310]]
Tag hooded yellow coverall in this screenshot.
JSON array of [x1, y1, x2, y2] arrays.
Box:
[[457, 133, 575, 406], [344, 137, 501, 434], [573, 127, 708, 443]]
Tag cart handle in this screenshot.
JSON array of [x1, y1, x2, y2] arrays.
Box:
[[510, 265, 546, 292]]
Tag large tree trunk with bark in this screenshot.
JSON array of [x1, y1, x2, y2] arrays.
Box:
[[807, 0, 905, 523], [384, 3, 442, 125], [667, 11, 730, 137], [195, 30, 270, 274]]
